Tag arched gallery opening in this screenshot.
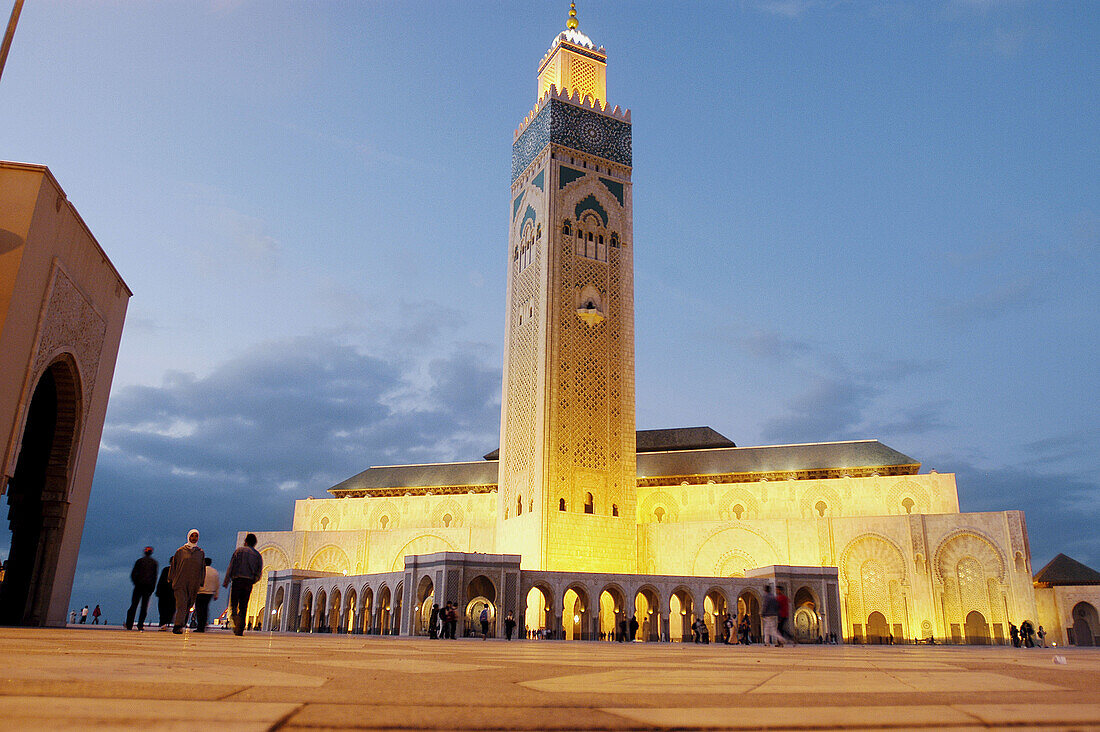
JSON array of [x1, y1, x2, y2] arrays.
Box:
[[377, 586, 392, 635], [563, 585, 589, 640], [634, 587, 660, 642], [0, 360, 81, 626], [465, 575, 495, 637], [598, 585, 626, 640], [704, 589, 728, 643], [360, 587, 373, 634], [792, 587, 820, 642], [669, 587, 694, 642], [416, 576, 434, 636], [392, 582, 404, 635], [344, 589, 358, 633], [737, 590, 761, 643], [271, 587, 285, 631], [299, 592, 313, 631], [1072, 602, 1098, 646], [314, 590, 328, 632], [525, 585, 552, 638], [328, 589, 342, 633]]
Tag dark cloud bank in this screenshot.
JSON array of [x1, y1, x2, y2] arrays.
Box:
[[72, 336, 501, 620]]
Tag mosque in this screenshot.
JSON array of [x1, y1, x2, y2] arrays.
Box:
[[242, 6, 1099, 646]]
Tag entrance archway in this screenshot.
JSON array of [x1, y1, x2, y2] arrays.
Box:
[[792, 587, 819, 642], [0, 360, 81, 626], [416, 575, 434, 636], [524, 585, 552, 638], [465, 575, 495, 638], [598, 585, 627, 641], [392, 582, 404, 635], [272, 586, 285, 631], [737, 590, 760, 643], [964, 610, 990, 645], [1072, 602, 1098, 646], [634, 586, 660, 641], [563, 585, 589, 640], [328, 588, 341, 633], [866, 611, 889, 644], [360, 587, 373, 634]]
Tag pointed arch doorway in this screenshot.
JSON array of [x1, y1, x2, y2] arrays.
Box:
[[0, 360, 82, 626]]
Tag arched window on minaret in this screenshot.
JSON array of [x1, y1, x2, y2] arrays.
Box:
[[562, 219, 572, 236], [517, 495, 523, 516], [559, 497, 566, 512], [584, 492, 594, 514], [612, 504, 619, 517]]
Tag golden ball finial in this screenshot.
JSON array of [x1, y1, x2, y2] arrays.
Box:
[[567, 2, 579, 30]]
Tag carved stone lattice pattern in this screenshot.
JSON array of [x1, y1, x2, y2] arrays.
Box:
[[512, 99, 632, 181], [841, 534, 908, 627], [570, 57, 599, 99], [934, 530, 1006, 584], [502, 203, 542, 512], [504, 573, 518, 614], [33, 266, 106, 414], [957, 556, 988, 617]]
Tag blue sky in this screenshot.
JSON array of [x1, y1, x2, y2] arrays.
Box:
[[2, 0, 1097, 619]]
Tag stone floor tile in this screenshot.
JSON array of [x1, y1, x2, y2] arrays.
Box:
[[286, 704, 632, 729], [520, 668, 771, 694], [955, 702, 1100, 726], [749, 670, 914, 694], [601, 705, 978, 729], [0, 697, 297, 730]]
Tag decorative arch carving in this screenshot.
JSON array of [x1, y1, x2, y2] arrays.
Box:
[[933, 529, 1007, 584], [887, 479, 930, 515], [692, 526, 781, 577], [369, 500, 401, 531], [430, 499, 465, 529], [799, 483, 843, 518], [390, 534, 457, 572], [307, 545, 350, 574], [638, 491, 680, 524], [717, 487, 761, 521]]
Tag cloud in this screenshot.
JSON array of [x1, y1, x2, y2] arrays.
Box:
[[934, 275, 1042, 326], [71, 334, 501, 619]]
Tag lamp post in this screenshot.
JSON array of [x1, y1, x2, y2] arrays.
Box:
[[0, 0, 25, 85]]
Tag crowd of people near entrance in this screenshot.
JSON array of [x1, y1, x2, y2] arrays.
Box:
[[72, 530, 264, 636]]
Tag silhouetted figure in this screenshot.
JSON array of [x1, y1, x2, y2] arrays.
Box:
[[429, 604, 439, 639], [479, 606, 490, 639], [629, 614, 639, 642], [126, 546, 158, 631], [505, 612, 516, 640], [1010, 623, 1020, 647], [223, 533, 263, 636], [155, 566, 174, 629]]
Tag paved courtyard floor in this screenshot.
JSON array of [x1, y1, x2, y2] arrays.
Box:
[[2, 628, 1099, 731]]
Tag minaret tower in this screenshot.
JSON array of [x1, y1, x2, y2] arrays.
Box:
[[498, 4, 636, 573]]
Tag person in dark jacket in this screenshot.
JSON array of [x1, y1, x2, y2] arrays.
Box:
[[155, 566, 174, 629], [125, 546, 158, 630], [428, 604, 439, 639], [223, 533, 263, 636]]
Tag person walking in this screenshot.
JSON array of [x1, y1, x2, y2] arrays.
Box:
[[194, 557, 219, 632], [479, 606, 490, 639], [69, 610, 76, 624], [223, 533, 263, 636], [80, 605, 88, 624], [429, 603, 440, 639], [125, 546, 158, 631], [505, 612, 516, 640], [1010, 622, 1020, 647], [155, 566, 174, 630], [776, 586, 795, 644], [1038, 625, 1046, 648], [91, 605, 101, 624], [447, 602, 458, 639], [168, 529, 205, 634], [762, 585, 782, 647], [629, 613, 639, 642], [723, 612, 734, 645]]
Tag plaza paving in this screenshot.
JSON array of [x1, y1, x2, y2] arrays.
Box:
[[1, 628, 1100, 730]]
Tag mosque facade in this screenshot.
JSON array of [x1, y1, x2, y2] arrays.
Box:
[[242, 8, 1072, 646]]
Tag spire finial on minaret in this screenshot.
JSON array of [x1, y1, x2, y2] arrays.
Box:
[[567, 2, 579, 30]]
